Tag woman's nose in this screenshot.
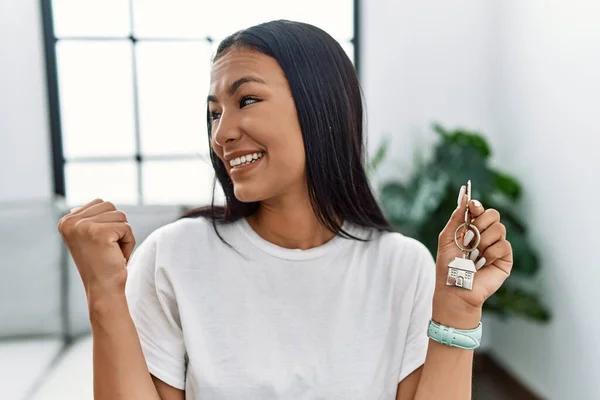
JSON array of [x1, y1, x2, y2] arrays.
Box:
[[212, 113, 242, 146]]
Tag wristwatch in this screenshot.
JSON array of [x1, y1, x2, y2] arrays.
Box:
[[427, 319, 482, 350]]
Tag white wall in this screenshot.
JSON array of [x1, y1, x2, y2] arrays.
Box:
[[486, 1, 600, 399], [363, 0, 600, 399], [361, 0, 498, 183], [0, 0, 53, 201]]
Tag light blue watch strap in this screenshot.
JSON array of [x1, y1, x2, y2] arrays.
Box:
[[427, 319, 482, 350]]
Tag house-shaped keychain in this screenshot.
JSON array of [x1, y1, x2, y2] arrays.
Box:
[[446, 258, 477, 290]]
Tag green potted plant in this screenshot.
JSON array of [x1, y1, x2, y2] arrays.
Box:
[[371, 123, 550, 322]]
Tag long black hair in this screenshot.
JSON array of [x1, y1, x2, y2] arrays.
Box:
[[181, 19, 393, 240]]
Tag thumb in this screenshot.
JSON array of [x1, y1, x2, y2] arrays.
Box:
[[439, 185, 468, 245], [119, 231, 136, 264], [106, 222, 136, 264]]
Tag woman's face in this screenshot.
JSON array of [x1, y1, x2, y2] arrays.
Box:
[[208, 48, 306, 203]]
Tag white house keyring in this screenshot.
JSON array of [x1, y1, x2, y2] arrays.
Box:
[[446, 180, 481, 290]]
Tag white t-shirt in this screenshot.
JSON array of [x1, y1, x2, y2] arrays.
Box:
[[125, 216, 436, 400]]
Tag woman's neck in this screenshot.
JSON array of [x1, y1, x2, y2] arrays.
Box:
[[246, 193, 338, 250]]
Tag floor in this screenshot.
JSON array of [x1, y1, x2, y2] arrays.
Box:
[[473, 372, 516, 400], [472, 356, 543, 400]]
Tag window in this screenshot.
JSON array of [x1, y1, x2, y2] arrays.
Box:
[[41, 0, 359, 206]]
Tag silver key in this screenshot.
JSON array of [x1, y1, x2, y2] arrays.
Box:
[[446, 180, 481, 291]]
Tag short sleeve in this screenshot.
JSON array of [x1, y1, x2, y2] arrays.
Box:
[[125, 229, 187, 390], [398, 242, 436, 383]]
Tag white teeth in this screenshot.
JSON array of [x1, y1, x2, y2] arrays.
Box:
[[229, 152, 264, 167]]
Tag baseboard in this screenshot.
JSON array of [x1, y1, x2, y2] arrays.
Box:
[[474, 353, 544, 400]]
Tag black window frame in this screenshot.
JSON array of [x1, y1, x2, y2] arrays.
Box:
[[41, 0, 361, 202]]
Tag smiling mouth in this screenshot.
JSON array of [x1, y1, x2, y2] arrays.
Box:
[[229, 151, 265, 168]]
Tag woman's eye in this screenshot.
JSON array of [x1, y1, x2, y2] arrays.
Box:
[[240, 96, 258, 107], [210, 111, 221, 121], [210, 97, 258, 122]]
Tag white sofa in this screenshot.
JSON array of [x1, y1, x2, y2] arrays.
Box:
[[0, 198, 187, 400]]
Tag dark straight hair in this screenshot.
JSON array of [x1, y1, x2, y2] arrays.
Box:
[[181, 19, 393, 241]]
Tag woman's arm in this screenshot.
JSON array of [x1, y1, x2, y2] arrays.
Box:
[[397, 188, 513, 400], [89, 287, 184, 400], [396, 302, 480, 400], [58, 200, 186, 399]]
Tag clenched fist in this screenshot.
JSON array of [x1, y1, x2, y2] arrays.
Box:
[[57, 199, 136, 297]]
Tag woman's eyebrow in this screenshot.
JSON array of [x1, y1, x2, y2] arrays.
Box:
[[207, 76, 268, 103]]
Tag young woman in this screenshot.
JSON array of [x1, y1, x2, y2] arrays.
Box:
[[58, 20, 513, 400]]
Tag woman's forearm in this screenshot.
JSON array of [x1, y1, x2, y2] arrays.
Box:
[[88, 286, 162, 400], [414, 300, 482, 400]]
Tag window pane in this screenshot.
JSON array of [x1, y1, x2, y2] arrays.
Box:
[[136, 42, 212, 156], [133, 0, 353, 40], [142, 159, 224, 205], [52, 0, 131, 38], [266, 0, 354, 41], [132, 0, 208, 38], [205, 0, 354, 41], [65, 162, 138, 206], [56, 41, 136, 158], [341, 41, 355, 65]]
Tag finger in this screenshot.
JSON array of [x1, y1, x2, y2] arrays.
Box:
[[469, 231, 510, 271], [471, 208, 501, 233], [103, 222, 136, 262], [468, 199, 485, 219], [121, 234, 136, 265], [474, 222, 506, 252], [457, 185, 466, 208], [462, 208, 502, 248], [473, 243, 513, 297], [92, 210, 128, 224], [480, 240, 512, 272], [457, 199, 487, 247], [118, 223, 136, 263], [78, 201, 118, 218], [439, 185, 469, 243], [468, 248, 487, 271], [475, 256, 487, 270], [469, 247, 480, 261], [69, 198, 104, 215]]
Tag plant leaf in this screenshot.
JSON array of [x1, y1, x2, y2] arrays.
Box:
[[491, 169, 522, 200], [484, 286, 551, 322]]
